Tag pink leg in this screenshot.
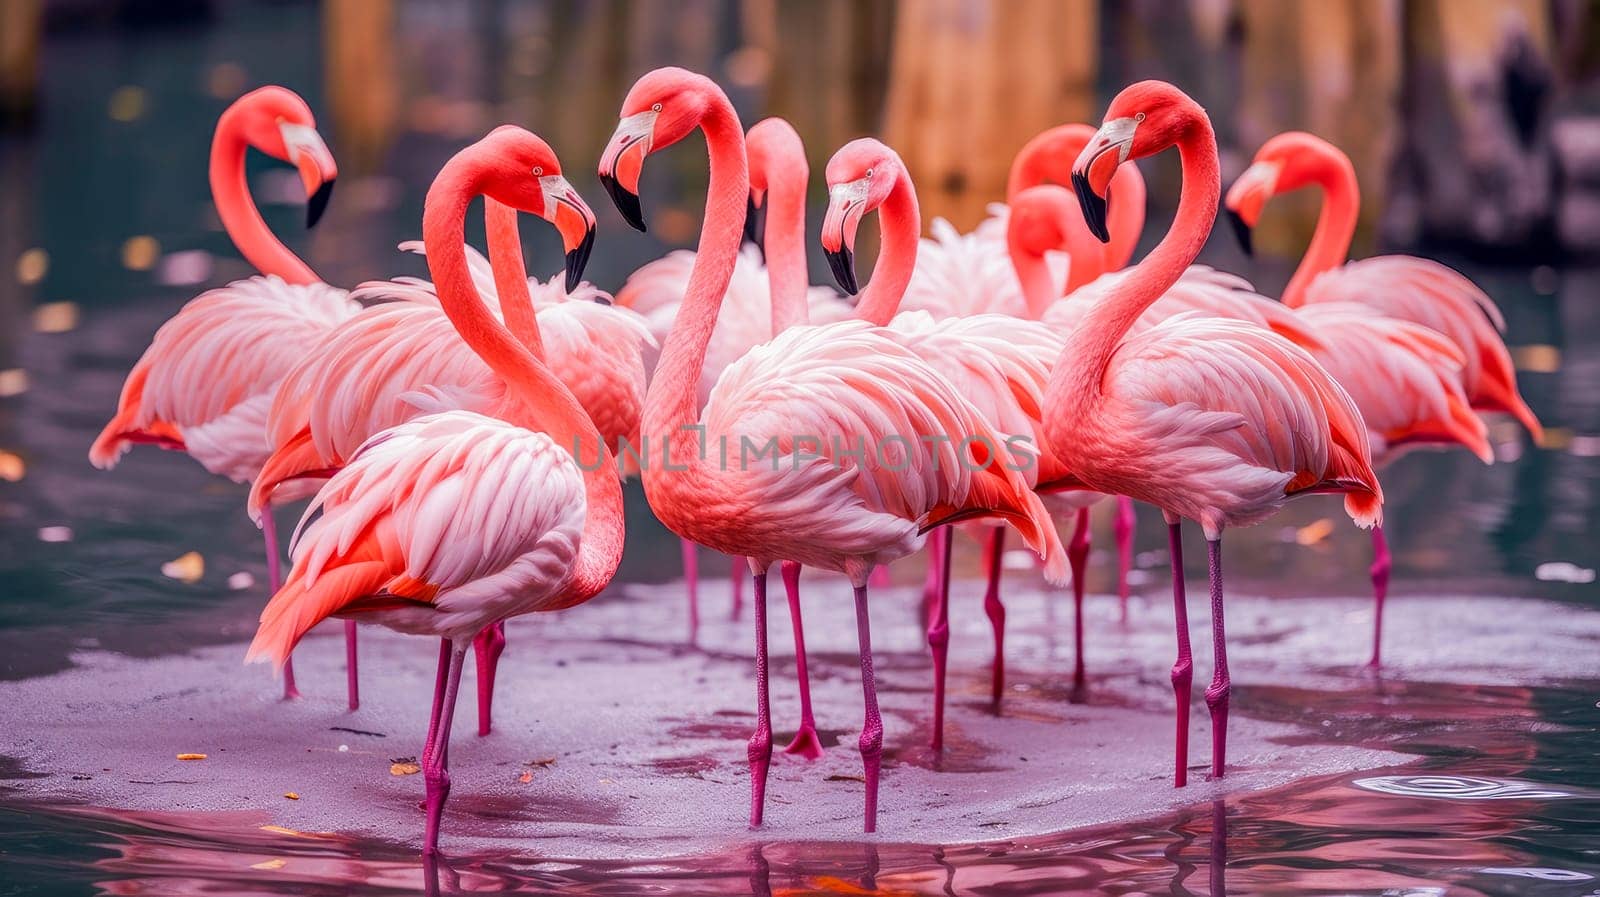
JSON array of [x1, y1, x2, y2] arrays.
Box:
[[1168, 522, 1193, 788], [853, 583, 884, 833], [731, 556, 747, 621], [419, 639, 451, 786], [1204, 537, 1230, 780], [927, 527, 953, 751], [472, 620, 506, 737], [1368, 526, 1390, 668], [261, 512, 299, 701], [869, 564, 891, 589], [1115, 496, 1135, 624], [681, 539, 700, 638], [981, 526, 1007, 708], [1069, 507, 1091, 694], [920, 540, 940, 629], [422, 640, 467, 855], [780, 561, 824, 759], [345, 620, 360, 712], [748, 569, 774, 826]]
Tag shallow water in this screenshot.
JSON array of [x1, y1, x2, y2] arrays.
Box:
[[3, 2, 1600, 894]]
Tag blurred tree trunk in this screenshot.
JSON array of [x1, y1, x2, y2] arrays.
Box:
[[1236, 0, 1402, 258], [0, 0, 41, 130], [1389, 0, 1555, 252], [763, 0, 894, 176], [323, 0, 400, 175], [883, 0, 1097, 231]]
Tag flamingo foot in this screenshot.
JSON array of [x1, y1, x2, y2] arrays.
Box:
[[981, 527, 1006, 709], [681, 538, 700, 640], [281, 656, 302, 701], [749, 570, 774, 827], [1168, 521, 1194, 788], [1115, 496, 1135, 624], [854, 583, 883, 833], [473, 621, 506, 737], [731, 556, 747, 621], [421, 642, 466, 856], [1205, 537, 1230, 780], [783, 724, 825, 761], [1068, 508, 1091, 696], [1368, 526, 1390, 669], [345, 620, 360, 712]]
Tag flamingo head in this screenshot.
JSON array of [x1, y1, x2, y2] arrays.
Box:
[[598, 67, 723, 233], [820, 138, 902, 295], [236, 86, 338, 229], [743, 118, 805, 253], [1224, 131, 1339, 256], [1007, 123, 1097, 199], [1006, 185, 1080, 258], [476, 126, 598, 286], [1072, 80, 1205, 242]]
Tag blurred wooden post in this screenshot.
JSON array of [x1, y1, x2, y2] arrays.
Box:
[[764, 0, 895, 174], [1391, 0, 1555, 250], [0, 0, 41, 129], [323, 0, 400, 175], [883, 0, 1097, 231], [1236, 0, 1401, 257]]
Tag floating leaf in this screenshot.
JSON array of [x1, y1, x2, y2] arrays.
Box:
[[1295, 518, 1334, 546], [176, 753, 207, 761], [162, 551, 204, 583], [283, 792, 299, 800], [390, 761, 420, 776], [249, 859, 287, 871]]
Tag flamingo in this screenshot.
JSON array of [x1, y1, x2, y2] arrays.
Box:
[[614, 122, 852, 632], [1049, 80, 1384, 787], [247, 191, 636, 729], [1225, 131, 1542, 666], [597, 67, 1065, 832], [89, 85, 357, 701], [246, 125, 621, 856], [813, 138, 1100, 750]]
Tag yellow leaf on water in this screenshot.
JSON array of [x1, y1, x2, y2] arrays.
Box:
[[1295, 518, 1335, 546], [162, 552, 204, 583], [249, 858, 287, 870], [176, 753, 207, 761], [283, 792, 299, 800], [390, 762, 420, 776]]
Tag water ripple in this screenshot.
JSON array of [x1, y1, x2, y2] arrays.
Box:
[[1352, 774, 1574, 800]]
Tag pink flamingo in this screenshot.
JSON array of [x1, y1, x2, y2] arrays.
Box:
[[598, 67, 1064, 832], [248, 184, 626, 729], [1223, 131, 1534, 666], [1049, 80, 1384, 786], [247, 126, 621, 856], [89, 86, 356, 701], [817, 138, 1093, 748], [614, 123, 851, 634]]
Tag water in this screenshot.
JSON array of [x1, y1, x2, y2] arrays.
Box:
[[2, 2, 1599, 894]]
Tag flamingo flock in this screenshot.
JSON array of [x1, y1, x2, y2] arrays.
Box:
[[90, 70, 1541, 855]]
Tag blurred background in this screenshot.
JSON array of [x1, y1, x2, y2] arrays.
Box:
[[0, 0, 1597, 676]]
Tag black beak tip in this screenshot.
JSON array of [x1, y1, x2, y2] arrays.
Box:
[[1225, 209, 1254, 257], [743, 197, 766, 257], [565, 226, 597, 288], [825, 246, 859, 296], [1071, 171, 1111, 244], [306, 179, 334, 229], [599, 173, 646, 233]]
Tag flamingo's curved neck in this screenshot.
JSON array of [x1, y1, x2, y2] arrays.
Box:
[[763, 145, 812, 335], [422, 165, 622, 600], [210, 110, 319, 285], [1281, 148, 1359, 308], [1048, 112, 1219, 405], [1103, 163, 1148, 274], [484, 199, 544, 357], [643, 94, 748, 468], [853, 168, 920, 327], [1010, 241, 1061, 318]]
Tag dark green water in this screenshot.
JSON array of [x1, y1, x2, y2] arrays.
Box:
[[2, 2, 1598, 894]]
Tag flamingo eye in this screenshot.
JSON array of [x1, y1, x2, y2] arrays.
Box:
[[533, 165, 543, 176], [1135, 112, 1146, 123], [651, 103, 662, 113], [865, 168, 874, 177]]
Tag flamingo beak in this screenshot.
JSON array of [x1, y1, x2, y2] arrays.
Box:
[[744, 190, 767, 256], [278, 121, 337, 229], [1223, 161, 1280, 258], [540, 174, 597, 287], [1071, 116, 1139, 243], [598, 109, 657, 232], [822, 177, 869, 295]]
